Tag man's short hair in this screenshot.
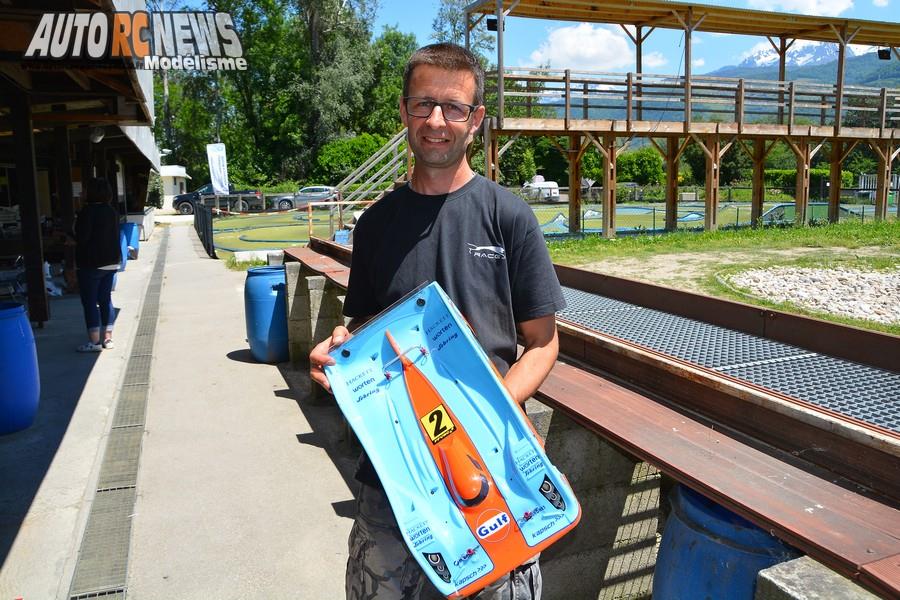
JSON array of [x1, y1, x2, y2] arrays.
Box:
[[403, 43, 484, 107]]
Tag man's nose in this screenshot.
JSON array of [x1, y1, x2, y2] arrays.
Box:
[[425, 104, 447, 127]]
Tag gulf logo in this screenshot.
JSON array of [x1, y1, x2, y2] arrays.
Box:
[[476, 509, 511, 542]]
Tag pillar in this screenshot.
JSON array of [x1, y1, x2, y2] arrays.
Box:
[[601, 134, 617, 239], [874, 142, 893, 221], [793, 140, 811, 225], [568, 134, 582, 234], [10, 90, 49, 323], [704, 135, 721, 231], [829, 143, 844, 223], [665, 138, 679, 231], [751, 140, 766, 227]]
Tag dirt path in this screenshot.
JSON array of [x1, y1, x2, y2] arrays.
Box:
[[576, 246, 899, 294]]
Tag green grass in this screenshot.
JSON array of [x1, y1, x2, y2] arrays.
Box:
[[223, 255, 267, 271], [707, 255, 900, 336], [548, 219, 900, 265], [211, 208, 347, 253]]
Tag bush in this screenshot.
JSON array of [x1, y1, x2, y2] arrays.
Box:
[[146, 170, 163, 208], [764, 168, 853, 190]]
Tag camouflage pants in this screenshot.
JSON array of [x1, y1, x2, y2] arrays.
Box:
[[346, 483, 542, 600]]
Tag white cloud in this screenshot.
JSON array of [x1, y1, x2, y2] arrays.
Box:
[[692, 58, 706, 67], [526, 23, 634, 71], [873, 0, 888, 6], [644, 52, 668, 69], [747, 0, 854, 17]]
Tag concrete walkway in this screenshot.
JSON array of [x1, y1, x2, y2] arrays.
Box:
[[1, 222, 355, 599]]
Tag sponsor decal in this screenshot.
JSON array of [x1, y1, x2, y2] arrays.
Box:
[[475, 509, 511, 541], [466, 243, 506, 260], [24, 11, 247, 71]]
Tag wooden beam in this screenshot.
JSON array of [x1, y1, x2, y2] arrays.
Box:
[[793, 139, 812, 225], [602, 133, 617, 239], [585, 131, 610, 161], [751, 139, 766, 226], [569, 133, 583, 234], [704, 134, 721, 231], [829, 141, 844, 223], [498, 132, 522, 157], [666, 137, 679, 231], [10, 90, 49, 323], [496, 0, 505, 128], [690, 133, 713, 160]]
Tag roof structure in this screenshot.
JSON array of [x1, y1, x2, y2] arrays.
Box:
[[466, 0, 900, 48]]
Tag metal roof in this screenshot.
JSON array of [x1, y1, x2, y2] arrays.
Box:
[[467, 0, 900, 48]]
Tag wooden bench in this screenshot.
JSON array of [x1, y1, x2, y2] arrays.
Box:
[[536, 359, 900, 599]]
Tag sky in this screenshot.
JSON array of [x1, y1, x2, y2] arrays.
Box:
[[372, 0, 899, 75]]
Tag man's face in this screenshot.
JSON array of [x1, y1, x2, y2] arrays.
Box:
[[400, 65, 485, 172]]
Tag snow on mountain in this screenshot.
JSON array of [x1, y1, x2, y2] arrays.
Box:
[[737, 40, 873, 69]]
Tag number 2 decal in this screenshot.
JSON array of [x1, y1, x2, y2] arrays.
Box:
[[421, 404, 456, 444]]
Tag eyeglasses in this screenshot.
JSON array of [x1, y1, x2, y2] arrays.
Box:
[[403, 97, 478, 122]]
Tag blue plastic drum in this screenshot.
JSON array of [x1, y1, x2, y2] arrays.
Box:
[[0, 303, 40, 434], [118, 225, 128, 271], [244, 266, 289, 363], [122, 222, 139, 259], [653, 485, 799, 600]]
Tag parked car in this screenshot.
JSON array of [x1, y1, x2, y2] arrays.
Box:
[[272, 185, 338, 210], [522, 180, 560, 202], [172, 183, 261, 215]]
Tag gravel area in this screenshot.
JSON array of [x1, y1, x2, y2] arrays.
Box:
[[727, 266, 900, 325]]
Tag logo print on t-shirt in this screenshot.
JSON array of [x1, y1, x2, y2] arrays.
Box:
[[467, 243, 506, 260]]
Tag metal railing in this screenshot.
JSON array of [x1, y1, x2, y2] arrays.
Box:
[[306, 200, 377, 240], [491, 68, 900, 133], [336, 128, 409, 207], [193, 204, 217, 258]]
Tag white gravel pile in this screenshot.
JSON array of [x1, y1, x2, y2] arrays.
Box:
[[727, 266, 900, 325]]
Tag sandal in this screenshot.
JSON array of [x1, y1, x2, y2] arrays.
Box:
[[77, 342, 103, 352]]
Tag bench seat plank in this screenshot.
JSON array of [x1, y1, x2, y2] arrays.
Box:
[[536, 360, 900, 594]]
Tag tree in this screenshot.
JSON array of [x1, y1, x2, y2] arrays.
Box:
[[363, 27, 418, 137], [312, 133, 387, 184], [431, 0, 494, 61], [617, 147, 664, 185], [498, 137, 536, 186]]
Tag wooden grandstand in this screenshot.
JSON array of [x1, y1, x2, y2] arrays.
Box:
[[464, 0, 900, 236]]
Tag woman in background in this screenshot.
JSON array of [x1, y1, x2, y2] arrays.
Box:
[[74, 177, 120, 352]]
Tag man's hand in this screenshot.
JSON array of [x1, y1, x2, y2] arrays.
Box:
[[309, 325, 352, 391]]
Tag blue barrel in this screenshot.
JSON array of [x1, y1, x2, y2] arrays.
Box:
[[122, 222, 139, 259], [244, 266, 289, 363], [118, 225, 128, 271], [653, 485, 799, 600], [0, 303, 40, 434]]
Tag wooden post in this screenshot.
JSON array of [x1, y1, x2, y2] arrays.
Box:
[[10, 90, 49, 323], [829, 142, 844, 223], [568, 134, 582, 234], [490, 128, 500, 183], [666, 138, 679, 231], [496, 0, 505, 129], [794, 139, 811, 225], [635, 25, 644, 121], [564, 69, 571, 130], [735, 79, 745, 133], [751, 140, 766, 227], [834, 31, 847, 136], [777, 37, 788, 125], [874, 141, 893, 221], [602, 134, 617, 239], [626, 72, 633, 130], [787, 82, 796, 135], [704, 135, 720, 231], [583, 82, 589, 120], [684, 13, 693, 132]]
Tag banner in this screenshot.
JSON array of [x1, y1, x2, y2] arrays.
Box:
[[206, 143, 229, 195]]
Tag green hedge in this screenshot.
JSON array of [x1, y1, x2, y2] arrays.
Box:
[[764, 168, 853, 190]]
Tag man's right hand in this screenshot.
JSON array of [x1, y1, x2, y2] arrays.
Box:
[[309, 325, 352, 391]]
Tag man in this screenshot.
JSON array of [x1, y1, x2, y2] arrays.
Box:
[[309, 43, 565, 599]]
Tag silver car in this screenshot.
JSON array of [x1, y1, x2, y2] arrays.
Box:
[[273, 185, 337, 210]]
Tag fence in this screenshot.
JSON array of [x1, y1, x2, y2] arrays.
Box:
[[193, 204, 217, 259]]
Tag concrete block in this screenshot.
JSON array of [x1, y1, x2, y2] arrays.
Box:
[[542, 541, 656, 600], [756, 557, 879, 600]]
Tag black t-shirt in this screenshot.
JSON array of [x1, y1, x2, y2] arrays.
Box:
[[344, 174, 566, 486], [75, 202, 121, 269]]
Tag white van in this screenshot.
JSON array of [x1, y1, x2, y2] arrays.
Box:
[[522, 180, 560, 202]]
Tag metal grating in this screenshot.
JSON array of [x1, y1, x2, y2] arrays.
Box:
[[563, 304, 808, 369], [560, 287, 642, 315], [68, 488, 136, 597], [559, 285, 900, 434], [722, 355, 900, 431], [111, 386, 147, 429], [96, 428, 143, 490], [68, 229, 169, 599]]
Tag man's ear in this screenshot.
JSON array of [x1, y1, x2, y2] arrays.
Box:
[[470, 105, 486, 134], [399, 96, 408, 127]]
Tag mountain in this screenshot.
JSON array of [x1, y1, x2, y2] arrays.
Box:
[[708, 52, 900, 88], [736, 40, 870, 69]]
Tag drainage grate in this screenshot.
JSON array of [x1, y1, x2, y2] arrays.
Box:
[[559, 286, 900, 433], [68, 229, 169, 600]]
